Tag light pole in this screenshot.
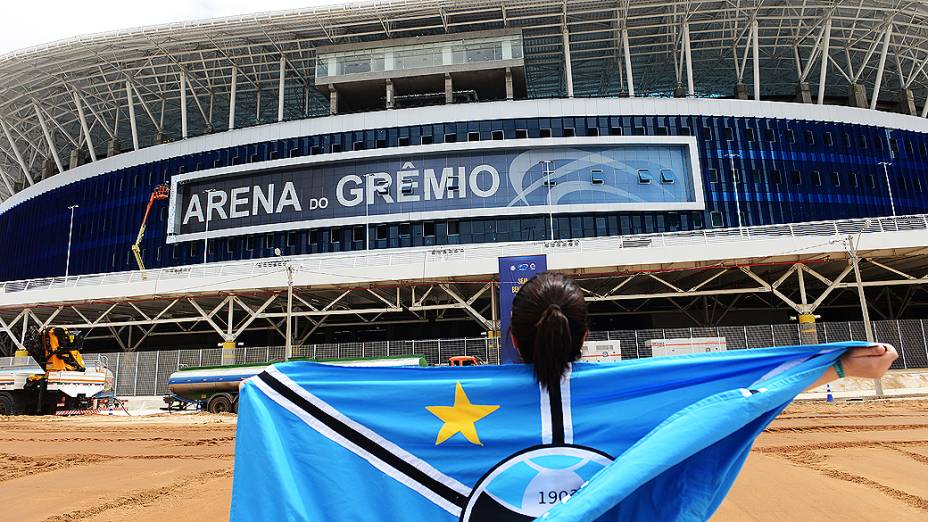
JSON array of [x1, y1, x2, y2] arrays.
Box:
[[65, 204, 79, 278], [539, 160, 555, 240], [846, 219, 884, 396], [203, 188, 217, 264], [723, 152, 743, 231], [878, 161, 895, 219], [275, 247, 294, 360]]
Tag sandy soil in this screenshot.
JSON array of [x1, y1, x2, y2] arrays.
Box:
[[1, 400, 926, 521]]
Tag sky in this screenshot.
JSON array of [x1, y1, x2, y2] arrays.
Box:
[[0, 0, 345, 54]]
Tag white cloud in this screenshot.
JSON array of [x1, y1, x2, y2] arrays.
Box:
[[0, 0, 343, 54]]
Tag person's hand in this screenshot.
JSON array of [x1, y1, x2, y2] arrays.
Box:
[[840, 344, 898, 379]]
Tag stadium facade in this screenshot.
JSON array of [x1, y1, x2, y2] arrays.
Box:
[[1, 0, 928, 360]]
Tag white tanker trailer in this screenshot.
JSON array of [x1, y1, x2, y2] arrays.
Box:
[[166, 355, 428, 413]]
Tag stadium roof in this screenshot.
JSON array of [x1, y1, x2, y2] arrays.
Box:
[[1, 0, 928, 201]]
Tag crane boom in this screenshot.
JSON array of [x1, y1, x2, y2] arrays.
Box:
[[132, 184, 170, 276]]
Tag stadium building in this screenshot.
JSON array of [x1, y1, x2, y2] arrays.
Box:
[[0, 0, 928, 371]]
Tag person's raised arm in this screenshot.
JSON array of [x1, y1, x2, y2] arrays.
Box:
[[806, 343, 898, 391]]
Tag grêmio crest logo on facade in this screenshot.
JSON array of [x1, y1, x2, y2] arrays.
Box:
[[169, 140, 702, 241]]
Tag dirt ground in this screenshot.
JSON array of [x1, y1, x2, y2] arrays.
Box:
[[1, 400, 926, 521]]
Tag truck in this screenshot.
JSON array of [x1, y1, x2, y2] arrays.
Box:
[[166, 354, 429, 413], [580, 340, 622, 363], [0, 327, 111, 415]]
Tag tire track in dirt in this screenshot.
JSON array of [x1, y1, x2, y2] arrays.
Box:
[[757, 441, 928, 512], [41, 468, 233, 522], [0, 453, 232, 483]]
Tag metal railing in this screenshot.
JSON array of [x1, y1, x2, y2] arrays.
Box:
[[65, 318, 928, 397], [3, 213, 925, 294]]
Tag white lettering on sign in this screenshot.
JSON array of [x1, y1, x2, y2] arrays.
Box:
[[336, 163, 498, 207], [182, 182, 303, 224]]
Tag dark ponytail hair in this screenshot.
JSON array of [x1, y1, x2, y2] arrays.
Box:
[[510, 272, 588, 390]]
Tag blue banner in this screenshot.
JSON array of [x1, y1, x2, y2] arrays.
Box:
[[498, 254, 547, 364]]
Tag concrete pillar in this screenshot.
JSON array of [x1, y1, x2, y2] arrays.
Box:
[[329, 84, 338, 115], [68, 149, 81, 169], [897, 89, 917, 115], [220, 340, 237, 366], [106, 139, 121, 158], [505, 67, 514, 101], [444, 73, 453, 104], [673, 83, 686, 98], [795, 82, 812, 103], [798, 313, 819, 345], [734, 83, 748, 100], [848, 83, 868, 108], [386, 79, 394, 109]]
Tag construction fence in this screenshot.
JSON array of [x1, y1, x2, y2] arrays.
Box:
[[73, 319, 928, 397]]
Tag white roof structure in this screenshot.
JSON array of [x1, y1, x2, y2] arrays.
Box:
[[1, 0, 927, 200]]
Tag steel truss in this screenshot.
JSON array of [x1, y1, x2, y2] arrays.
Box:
[[2, 246, 928, 355], [3, 1, 928, 198]]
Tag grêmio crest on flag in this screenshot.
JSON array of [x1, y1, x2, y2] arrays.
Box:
[[230, 342, 860, 521]]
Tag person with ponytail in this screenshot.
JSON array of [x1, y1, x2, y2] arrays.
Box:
[[509, 271, 897, 391]]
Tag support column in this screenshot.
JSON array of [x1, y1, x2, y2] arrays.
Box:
[[683, 23, 695, 96], [798, 313, 819, 344], [796, 82, 812, 103], [563, 26, 574, 98], [33, 105, 63, 174], [329, 85, 338, 115], [848, 83, 868, 108], [0, 118, 35, 184], [622, 28, 635, 97], [505, 68, 513, 100], [444, 73, 453, 104], [277, 56, 286, 122], [870, 22, 893, 111], [125, 80, 139, 150], [73, 92, 97, 162], [386, 79, 395, 109], [180, 72, 188, 139], [752, 19, 760, 101], [228, 66, 237, 130], [818, 17, 832, 105], [734, 83, 748, 100], [897, 89, 917, 115]]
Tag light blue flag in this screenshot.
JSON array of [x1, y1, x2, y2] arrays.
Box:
[[230, 342, 860, 521]]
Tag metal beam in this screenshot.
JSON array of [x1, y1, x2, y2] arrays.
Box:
[[871, 21, 893, 110], [32, 104, 63, 174]]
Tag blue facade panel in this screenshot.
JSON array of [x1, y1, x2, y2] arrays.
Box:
[[0, 113, 925, 281]]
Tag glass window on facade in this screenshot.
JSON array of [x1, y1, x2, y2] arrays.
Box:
[[849, 172, 859, 188], [710, 211, 724, 228], [765, 128, 777, 143], [708, 168, 719, 183], [591, 169, 604, 185], [771, 170, 782, 184], [868, 174, 877, 189], [447, 220, 460, 235], [785, 129, 795, 144], [399, 223, 411, 237], [831, 172, 841, 187], [804, 130, 815, 145], [424, 222, 436, 237], [246, 237, 255, 250], [331, 228, 341, 243], [637, 169, 653, 184], [792, 170, 803, 185], [353, 226, 365, 242], [811, 171, 822, 186], [375, 224, 387, 240], [660, 170, 675, 184], [744, 127, 755, 141], [824, 132, 834, 147]]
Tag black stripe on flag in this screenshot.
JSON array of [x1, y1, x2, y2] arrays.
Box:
[[548, 381, 565, 445], [257, 371, 468, 509]]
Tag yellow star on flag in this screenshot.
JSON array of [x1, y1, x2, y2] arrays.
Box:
[[426, 382, 500, 446]]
